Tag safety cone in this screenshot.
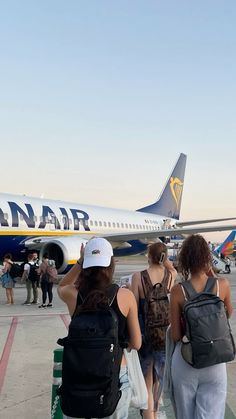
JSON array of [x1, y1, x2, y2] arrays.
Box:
[[51, 348, 63, 419]]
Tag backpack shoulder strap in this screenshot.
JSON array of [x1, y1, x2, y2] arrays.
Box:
[[180, 280, 198, 300], [141, 270, 152, 298], [204, 277, 217, 294], [108, 283, 119, 306], [163, 268, 172, 291]]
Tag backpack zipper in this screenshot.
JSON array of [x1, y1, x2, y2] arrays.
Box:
[[110, 344, 114, 352], [100, 395, 104, 404]]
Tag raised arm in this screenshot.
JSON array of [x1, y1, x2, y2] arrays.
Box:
[[125, 289, 142, 350], [130, 271, 141, 306]]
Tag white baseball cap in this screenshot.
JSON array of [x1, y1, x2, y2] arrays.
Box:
[[83, 237, 113, 269]]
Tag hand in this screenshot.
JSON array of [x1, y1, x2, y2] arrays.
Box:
[[77, 243, 85, 266]]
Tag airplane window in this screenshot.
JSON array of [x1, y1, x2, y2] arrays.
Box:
[[139, 225, 142, 229], [108, 222, 111, 227], [74, 219, 79, 226], [125, 223, 128, 229], [69, 218, 72, 225], [117, 223, 120, 228], [129, 224, 132, 229], [20, 214, 24, 220], [133, 224, 135, 229], [95, 221, 98, 226], [99, 221, 102, 227], [121, 223, 124, 228], [90, 220, 93, 226], [136, 224, 139, 229], [4, 213, 8, 219], [104, 222, 107, 227]]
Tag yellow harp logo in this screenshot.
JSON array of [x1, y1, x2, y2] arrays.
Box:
[[170, 177, 183, 209]]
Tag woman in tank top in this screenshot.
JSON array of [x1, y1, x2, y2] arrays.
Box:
[[131, 242, 177, 419], [170, 234, 233, 419], [58, 237, 141, 419]]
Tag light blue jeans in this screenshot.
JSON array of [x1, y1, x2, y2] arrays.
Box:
[[63, 366, 131, 419]]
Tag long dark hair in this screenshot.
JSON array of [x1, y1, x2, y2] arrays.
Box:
[[178, 234, 212, 280], [75, 257, 115, 312]]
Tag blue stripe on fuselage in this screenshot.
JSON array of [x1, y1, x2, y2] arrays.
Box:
[[0, 235, 28, 262], [113, 240, 148, 257]]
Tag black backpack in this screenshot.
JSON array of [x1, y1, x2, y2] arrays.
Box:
[[57, 284, 123, 418], [181, 277, 235, 369], [9, 263, 22, 279], [141, 269, 171, 351], [28, 263, 39, 282]]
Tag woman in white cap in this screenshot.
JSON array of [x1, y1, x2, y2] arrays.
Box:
[[58, 237, 142, 419]]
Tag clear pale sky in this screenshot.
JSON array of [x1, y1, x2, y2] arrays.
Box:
[[0, 1, 236, 242]]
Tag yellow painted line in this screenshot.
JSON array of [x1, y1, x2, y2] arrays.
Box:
[[0, 231, 95, 236]]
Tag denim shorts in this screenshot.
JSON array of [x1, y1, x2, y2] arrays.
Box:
[[63, 366, 131, 419]]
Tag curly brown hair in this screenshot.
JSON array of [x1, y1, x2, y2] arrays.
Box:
[[178, 234, 212, 279], [74, 257, 115, 312]]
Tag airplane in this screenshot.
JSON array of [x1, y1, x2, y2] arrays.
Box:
[[214, 230, 236, 257], [1, 153, 236, 273]]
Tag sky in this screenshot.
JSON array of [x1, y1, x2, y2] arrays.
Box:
[[0, 0, 236, 242]]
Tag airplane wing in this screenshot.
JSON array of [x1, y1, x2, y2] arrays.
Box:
[[105, 224, 236, 242], [176, 217, 236, 227]]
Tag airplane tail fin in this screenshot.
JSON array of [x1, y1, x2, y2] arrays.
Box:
[[215, 230, 236, 256], [137, 153, 187, 220]]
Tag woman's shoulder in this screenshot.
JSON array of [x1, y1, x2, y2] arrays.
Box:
[[170, 282, 185, 299], [217, 276, 231, 292], [117, 287, 135, 300]]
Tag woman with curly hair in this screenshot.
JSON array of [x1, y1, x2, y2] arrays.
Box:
[[170, 234, 233, 419]]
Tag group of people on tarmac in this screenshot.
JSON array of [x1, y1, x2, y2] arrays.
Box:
[[58, 235, 233, 419], [0, 251, 57, 308]]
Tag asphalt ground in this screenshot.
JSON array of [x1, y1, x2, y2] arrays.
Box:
[[0, 257, 235, 419]]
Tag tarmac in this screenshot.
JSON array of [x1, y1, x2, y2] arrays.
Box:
[[0, 257, 236, 419]]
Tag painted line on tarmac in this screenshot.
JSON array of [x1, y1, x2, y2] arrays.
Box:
[[60, 314, 70, 329], [225, 404, 236, 419], [0, 317, 18, 394], [0, 312, 68, 317]]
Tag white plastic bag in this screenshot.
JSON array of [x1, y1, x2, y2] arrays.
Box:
[[124, 348, 148, 410]]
